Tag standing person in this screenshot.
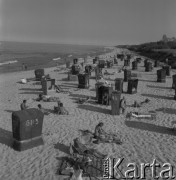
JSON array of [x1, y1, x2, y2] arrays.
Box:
[[102, 92, 109, 106], [120, 96, 126, 114], [20, 100, 28, 110], [24, 65, 28, 70], [22, 63, 25, 70]]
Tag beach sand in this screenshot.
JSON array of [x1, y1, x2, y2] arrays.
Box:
[[0, 48, 176, 180]]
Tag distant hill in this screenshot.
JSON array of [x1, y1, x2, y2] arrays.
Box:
[[117, 35, 176, 67]]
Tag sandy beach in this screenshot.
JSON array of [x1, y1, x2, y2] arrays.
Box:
[[0, 47, 176, 180]]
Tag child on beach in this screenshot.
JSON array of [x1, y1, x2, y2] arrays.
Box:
[[59, 103, 69, 115]]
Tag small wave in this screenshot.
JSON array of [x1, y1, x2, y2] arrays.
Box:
[[68, 55, 72, 57], [53, 57, 61, 61], [0, 60, 18, 66]]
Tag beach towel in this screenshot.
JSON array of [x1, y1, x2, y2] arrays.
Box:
[[126, 112, 156, 120], [21, 78, 27, 84]]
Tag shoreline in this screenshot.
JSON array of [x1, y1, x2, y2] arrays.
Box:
[[0, 46, 116, 75]]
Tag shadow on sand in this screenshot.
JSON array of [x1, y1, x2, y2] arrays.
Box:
[[54, 142, 70, 155], [19, 88, 42, 91], [19, 87, 43, 95], [0, 127, 13, 148], [125, 121, 176, 136], [139, 79, 156, 83], [155, 108, 176, 115], [5, 110, 15, 113], [147, 85, 171, 90], [141, 93, 173, 100], [77, 104, 110, 114]]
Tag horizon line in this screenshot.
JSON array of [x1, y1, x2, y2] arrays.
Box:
[[0, 40, 120, 47]]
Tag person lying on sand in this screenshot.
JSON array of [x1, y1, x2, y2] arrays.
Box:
[[104, 70, 115, 76], [133, 98, 150, 107], [73, 137, 107, 159], [126, 111, 156, 120], [20, 100, 28, 110], [76, 97, 90, 104], [94, 122, 122, 144], [36, 94, 60, 102]]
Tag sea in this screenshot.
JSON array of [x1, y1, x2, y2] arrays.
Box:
[[0, 41, 113, 73]]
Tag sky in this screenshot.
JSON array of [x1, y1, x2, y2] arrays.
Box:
[[0, 0, 176, 45]]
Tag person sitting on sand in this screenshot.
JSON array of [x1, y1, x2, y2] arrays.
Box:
[[20, 100, 28, 110], [54, 100, 62, 114], [94, 122, 108, 140], [38, 104, 50, 115], [36, 94, 43, 102], [38, 104, 45, 113], [59, 103, 69, 115]]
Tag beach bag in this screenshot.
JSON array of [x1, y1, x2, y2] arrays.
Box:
[[21, 78, 27, 84]]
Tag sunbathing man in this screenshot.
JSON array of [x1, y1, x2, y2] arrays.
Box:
[[20, 100, 28, 110], [73, 137, 107, 159]]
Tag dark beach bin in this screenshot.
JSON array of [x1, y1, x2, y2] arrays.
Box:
[[127, 79, 138, 94], [78, 73, 89, 89], [115, 78, 123, 93], [162, 65, 170, 76], [127, 54, 131, 60], [114, 58, 118, 64], [41, 78, 55, 95], [71, 64, 80, 75], [111, 91, 121, 115], [124, 69, 131, 82], [97, 85, 113, 105], [174, 86, 176, 100], [95, 82, 104, 99], [145, 62, 152, 72], [124, 59, 128, 66], [98, 60, 105, 68], [93, 58, 97, 64], [154, 60, 159, 67], [85, 65, 91, 76], [132, 61, 138, 70], [172, 74, 176, 89], [144, 59, 148, 67], [73, 58, 78, 64], [157, 69, 166, 82], [12, 108, 44, 151], [34, 69, 44, 81]]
